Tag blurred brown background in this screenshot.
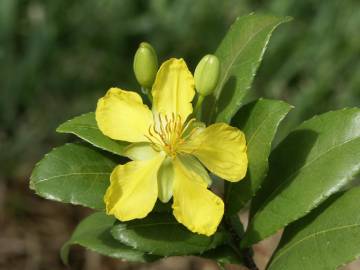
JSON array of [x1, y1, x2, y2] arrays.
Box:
[[1, 0, 359, 269]]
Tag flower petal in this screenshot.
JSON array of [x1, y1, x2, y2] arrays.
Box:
[[180, 123, 248, 182], [96, 88, 153, 142], [123, 142, 159, 161], [104, 153, 164, 221], [177, 154, 212, 186], [172, 158, 224, 236], [152, 58, 195, 122]]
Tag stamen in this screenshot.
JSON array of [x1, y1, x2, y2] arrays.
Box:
[[144, 134, 159, 147], [182, 125, 201, 140], [166, 121, 171, 133], [146, 112, 187, 157], [181, 118, 196, 136], [148, 126, 164, 145], [176, 115, 182, 135]]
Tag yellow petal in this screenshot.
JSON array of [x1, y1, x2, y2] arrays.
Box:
[[152, 58, 195, 122], [177, 154, 211, 186], [104, 153, 164, 221], [96, 88, 153, 142], [172, 158, 224, 236], [123, 142, 159, 161], [180, 123, 248, 182]]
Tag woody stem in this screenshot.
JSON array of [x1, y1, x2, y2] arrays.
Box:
[[224, 216, 259, 270]]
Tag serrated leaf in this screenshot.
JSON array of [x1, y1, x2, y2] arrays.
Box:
[[111, 212, 229, 256], [226, 99, 292, 215], [30, 143, 117, 209], [242, 108, 360, 247], [268, 187, 360, 270], [57, 112, 129, 155], [61, 212, 154, 264], [201, 13, 291, 124]]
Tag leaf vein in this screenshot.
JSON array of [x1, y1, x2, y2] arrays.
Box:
[[35, 172, 111, 184], [270, 223, 360, 267], [253, 135, 360, 219]]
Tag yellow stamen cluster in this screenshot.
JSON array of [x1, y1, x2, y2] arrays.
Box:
[[146, 113, 188, 157]]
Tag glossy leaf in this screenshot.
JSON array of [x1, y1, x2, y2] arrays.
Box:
[[243, 108, 360, 247], [30, 143, 117, 209], [57, 112, 129, 155], [111, 212, 229, 256], [61, 212, 153, 264], [226, 99, 292, 215], [201, 13, 291, 124], [268, 187, 360, 270]]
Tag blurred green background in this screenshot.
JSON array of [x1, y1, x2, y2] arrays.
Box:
[[0, 0, 359, 269], [1, 0, 360, 182]]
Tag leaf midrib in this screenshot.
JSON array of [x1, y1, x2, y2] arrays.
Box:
[[215, 18, 280, 100], [246, 106, 288, 146], [59, 124, 98, 130], [252, 135, 360, 226], [34, 172, 110, 184], [225, 104, 289, 206], [269, 223, 360, 268]]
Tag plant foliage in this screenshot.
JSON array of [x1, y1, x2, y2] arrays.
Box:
[[29, 13, 360, 270]]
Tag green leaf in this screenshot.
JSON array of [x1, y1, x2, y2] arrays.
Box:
[[111, 212, 229, 256], [268, 187, 360, 270], [226, 99, 292, 215], [57, 112, 129, 155], [30, 143, 117, 209], [61, 212, 154, 264], [243, 108, 360, 247], [201, 13, 291, 124]]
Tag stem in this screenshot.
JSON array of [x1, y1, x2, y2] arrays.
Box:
[[224, 217, 259, 270], [243, 248, 259, 270], [194, 94, 205, 116], [141, 86, 152, 103]]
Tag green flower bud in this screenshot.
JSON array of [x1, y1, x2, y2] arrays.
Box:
[[133, 42, 158, 88], [194, 54, 220, 96]]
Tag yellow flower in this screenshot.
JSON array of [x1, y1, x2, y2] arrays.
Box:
[[96, 58, 248, 236]]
